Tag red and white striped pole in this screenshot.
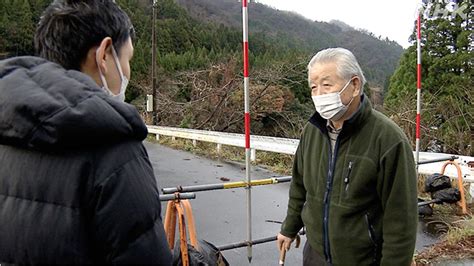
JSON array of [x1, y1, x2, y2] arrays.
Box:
[[242, 0, 252, 262], [416, 12, 422, 172]]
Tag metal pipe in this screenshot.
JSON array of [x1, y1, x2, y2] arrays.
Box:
[[417, 156, 458, 165], [161, 176, 292, 194], [159, 193, 196, 201], [417, 199, 441, 206], [218, 229, 306, 251], [440, 160, 467, 214], [218, 236, 276, 251], [162, 183, 223, 194]]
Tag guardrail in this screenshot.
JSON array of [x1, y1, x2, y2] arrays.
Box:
[[147, 125, 298, 161], [147, 125, 474, 183]]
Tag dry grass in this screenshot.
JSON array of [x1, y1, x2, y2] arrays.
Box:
[[414, 207, 474, 265]]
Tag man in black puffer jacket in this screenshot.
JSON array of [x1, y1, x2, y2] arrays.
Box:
[[0, 0, 172, 264]]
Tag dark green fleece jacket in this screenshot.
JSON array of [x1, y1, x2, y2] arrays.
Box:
[[281, 96, 417, 266]]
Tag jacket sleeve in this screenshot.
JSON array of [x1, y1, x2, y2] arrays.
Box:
[[91, 155, 172, 265], [378, 140, 417, 266], [280, 139, 306, 238]]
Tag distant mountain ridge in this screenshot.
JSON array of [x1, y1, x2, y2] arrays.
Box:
[[175, 0, 404, 88]]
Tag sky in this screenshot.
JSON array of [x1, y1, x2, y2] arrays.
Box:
[[255, 0, 421, 48]]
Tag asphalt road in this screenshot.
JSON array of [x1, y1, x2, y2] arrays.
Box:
[[145, 140, 302, 265], [144, 140, 438, 265]]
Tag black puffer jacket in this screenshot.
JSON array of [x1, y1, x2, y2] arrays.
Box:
[[0, 56, 172, 265]]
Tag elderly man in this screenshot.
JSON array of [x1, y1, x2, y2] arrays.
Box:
[[277, 48, 417, 265]]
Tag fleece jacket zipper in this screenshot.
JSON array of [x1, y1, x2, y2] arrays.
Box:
[[323, 135, 340, 264]]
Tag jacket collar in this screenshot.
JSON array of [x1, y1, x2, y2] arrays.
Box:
[[309, 94, 372, 138]]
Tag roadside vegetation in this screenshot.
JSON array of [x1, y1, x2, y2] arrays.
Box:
[[414, 205, 473, 265]]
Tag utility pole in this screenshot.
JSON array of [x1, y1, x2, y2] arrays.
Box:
[[151, 0, 158, 124]]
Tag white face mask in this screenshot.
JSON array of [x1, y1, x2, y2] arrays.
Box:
[[311, 78, 354, 121], [96, 46, 129, 102]]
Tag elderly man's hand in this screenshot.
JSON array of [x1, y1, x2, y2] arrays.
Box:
[[277, 233, 294, 251]]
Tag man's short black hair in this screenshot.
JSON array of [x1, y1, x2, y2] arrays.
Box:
[[35, 0, 135, 70]]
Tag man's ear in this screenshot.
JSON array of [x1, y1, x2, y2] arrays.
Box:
[[95, 37, 113, 75], [352, 76, 362, 96]]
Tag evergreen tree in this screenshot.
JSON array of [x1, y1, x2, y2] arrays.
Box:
[[16, 0, 35, 55], [385, 0, 472, 155]]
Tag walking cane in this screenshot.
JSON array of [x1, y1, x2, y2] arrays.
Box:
[[279, 247, 286, 266], [279, 234, 301, 265]]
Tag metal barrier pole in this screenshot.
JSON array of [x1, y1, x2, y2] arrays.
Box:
[[159, 193, 196, 201], [417, 199, 441, 206], [218, 230, 305, 251], [417, 156, 458, 165], [162, 176, 292, 194], [218, 236, 276, 251]]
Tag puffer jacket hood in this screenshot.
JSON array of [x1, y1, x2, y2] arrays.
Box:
[[0, 56, 147, 151]]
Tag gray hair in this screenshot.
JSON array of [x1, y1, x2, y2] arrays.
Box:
[[307, 48, 366, 95]]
